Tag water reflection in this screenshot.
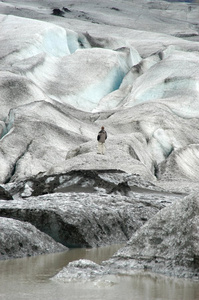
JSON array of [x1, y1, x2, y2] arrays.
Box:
[[0, 245, 199, 300]]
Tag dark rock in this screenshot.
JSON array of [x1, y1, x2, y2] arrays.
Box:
[[111, 7, 120, 11], [62, 7, 71, 13], [0, 217, 67, 260], [52, 8, 65, 17]]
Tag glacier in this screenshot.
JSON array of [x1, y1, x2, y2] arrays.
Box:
[[0, 0, 199, 188], [0, 0, 199, 282]]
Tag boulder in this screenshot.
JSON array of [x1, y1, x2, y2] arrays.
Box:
[[0, 217, 67, 260]]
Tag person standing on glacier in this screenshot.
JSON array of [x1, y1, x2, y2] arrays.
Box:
[[97, 126, 107, 155]]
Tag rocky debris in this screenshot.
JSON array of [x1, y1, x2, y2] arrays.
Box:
[[103, 192, 199, 279], [2, 169, 128, 198], [1, 169, 169, 199], [0, 217, 67, 260], [0, 190, 178, 248]]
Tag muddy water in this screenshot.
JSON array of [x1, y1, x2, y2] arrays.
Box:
[[0, 245, 199, 300]]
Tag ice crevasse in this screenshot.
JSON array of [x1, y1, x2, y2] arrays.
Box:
[[0, 14, 142, 112]]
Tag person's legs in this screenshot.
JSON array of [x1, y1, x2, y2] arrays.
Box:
[[98, 142, 102, 154], [101, 143, 105, 154], [98, 142, 105, 154]]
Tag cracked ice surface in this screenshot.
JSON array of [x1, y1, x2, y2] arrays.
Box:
[[0, 0, 199, 191]]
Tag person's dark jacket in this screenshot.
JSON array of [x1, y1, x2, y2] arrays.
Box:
[[97, 130, 107, 143]]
